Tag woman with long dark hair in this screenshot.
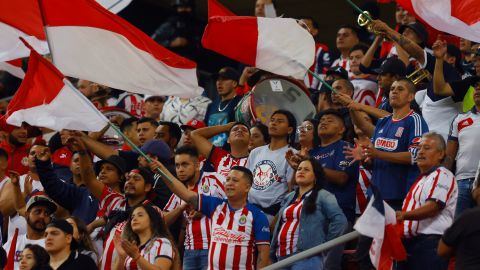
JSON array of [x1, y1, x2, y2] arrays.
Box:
[[113, 204, 179, 270], [248, 122, 271, 151], [297, 118, 319, 154], [19, 244, 52, 270], [270, 158, 347, 269], [66, 216, 99, 263]]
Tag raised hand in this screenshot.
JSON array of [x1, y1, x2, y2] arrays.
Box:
[[432, 39, 447, 59]]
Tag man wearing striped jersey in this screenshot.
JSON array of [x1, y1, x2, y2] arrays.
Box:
[[349, 43, 377, 107], [163, 146, 226, 270], [151, 160, 271, 270], [396, 132, 457, 270]]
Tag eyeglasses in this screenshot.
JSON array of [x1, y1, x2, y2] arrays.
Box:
[[296, 125, 314, 133]]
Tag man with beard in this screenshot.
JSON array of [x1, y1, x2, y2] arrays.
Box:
[[0, 121, 30, 175], [2, 193, 56, 269]]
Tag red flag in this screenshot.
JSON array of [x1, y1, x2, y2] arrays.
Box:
[[208, 0, 235, 17], [6, 41, 108, 132], [38, 0, 201, 98], [397, 0, 480, 43], [4, 228, 19, 270], [0, 59, 25, 79]]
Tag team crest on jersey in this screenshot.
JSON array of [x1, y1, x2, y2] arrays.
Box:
[[239, 215, 247, 225], [458, 118, 474, 132], [21, 157, 29, 166], [374, 138, 398, 151], [253, 160, 278, 190], [201, 184, 210, 194], [395, 127, 404, 137]]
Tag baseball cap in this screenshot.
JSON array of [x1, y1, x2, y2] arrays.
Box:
[[140, 139, 171, 162], [94, 155, 127, 176], [399, 22, 428, 45], [217, 67, 239, 82], [375, 58, 407, 76], [26, 194, 57, 213], [180, 119, 206, 131], [326, 66, 349, 80], [47, 219, 78, 250], [144, 95, 166, 102], [129, 167, 154, 185]]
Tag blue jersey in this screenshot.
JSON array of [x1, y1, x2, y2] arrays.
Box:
[[310, 140, 359, 222], [371, 111, 428, 200]]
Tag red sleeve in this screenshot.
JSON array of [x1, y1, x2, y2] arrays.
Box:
[[208, 147, 228, 171]]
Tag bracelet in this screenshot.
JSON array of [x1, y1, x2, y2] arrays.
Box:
[[76, 150, 88, 155]]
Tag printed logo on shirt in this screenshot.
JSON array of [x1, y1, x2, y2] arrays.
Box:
[[374, 138, 398, 151], [379, 129, 384, 134], [239, 215, 247, 225], [212, 227, 246, 245], [21, 157, 29, 166], [313, 149, 335, 160], [252, 160, 280, 190], [458, 118, 474, 132], [395, 127, 404, 138], [202, 184, 210, 194]]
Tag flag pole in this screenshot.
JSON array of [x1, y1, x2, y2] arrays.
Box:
[[345, 0, 372, 19], [36, 0, 56, 65], [63, 79, 177, 183], [296, 62, 338, 94]]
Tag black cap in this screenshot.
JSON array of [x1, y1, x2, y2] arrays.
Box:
[[217, 67, 239, 82], [47, 219, 78, 250], [95, 155, 127, 176], [326, 66, 349, 80], [447, 44, 461, 60], [129, 167, 154, 185], [399, 22, 428, 44], [375, 58, 407, 76], [467, 75, 480, 86], [26, 194, 57, 213]]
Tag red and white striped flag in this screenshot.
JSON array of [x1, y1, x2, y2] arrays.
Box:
[[397, 0, 480, 43], [4, 228, 19, 270], [202, 5, 315, 80], [39, 0, 201, 98], [6, 43, 108, 132], [0, 0, 48, 62]]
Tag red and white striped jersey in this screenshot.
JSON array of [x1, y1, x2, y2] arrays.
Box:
[[351, 78, 377, 107], [402, 167, 458, 238], [100, 221, 127, 270], [115, 92, 144, 118], [124, 237, 175, 270], [99, 186, 127, 217], [276, 191, 311, 258], [355, 166, 372, 215], [164, 173, 226, 250], [209, 147, 248, 182], [199, 195, 270, 270]]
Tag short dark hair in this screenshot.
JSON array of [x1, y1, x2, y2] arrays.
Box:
[[137, 117, 159, 128], [333, 78, 354, 93], [271, 109, 297, 146], [229, 122, 250, 135], [349, 43, 369, 55], [318, 109, 345, 127], [175, 145, 199, 158], [159, 121, 182, 145], [0, 148, 8, 160], [120, 117, 139, 133], [231, 166, 254, 184], [338, 24, 359, 37], [299, 16, 319, 29], [396, 77, 417, 93]]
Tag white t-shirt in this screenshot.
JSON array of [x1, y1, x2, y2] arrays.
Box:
[[2, 234, 45, 269], [8, 175, 44, 238], [0, 176, 10, 244], [160, 96, 212, 125]]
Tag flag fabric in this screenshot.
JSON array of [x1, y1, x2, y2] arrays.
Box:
[[4, 228, 19, 270], [6, 44, 109, 132], [354, 186, 407, 270], [396, 0, 480, 43], [0, 59, 25, 79], [208, 0, 236, 17], [0, 0, 49, 62], [39, 0, 201, 98], [96, 0, 132, 14], [202, 14, 315, 80]]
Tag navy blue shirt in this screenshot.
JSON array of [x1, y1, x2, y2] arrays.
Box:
[[310, 140, 358, 222], [370, 111, 428, 200]]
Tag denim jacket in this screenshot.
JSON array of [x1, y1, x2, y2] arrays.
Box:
[[270, 189, 347, 262]]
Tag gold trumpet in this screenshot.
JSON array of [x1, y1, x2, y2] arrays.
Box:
[[357, 11, 388, 38], [407, 68, 432, 86]]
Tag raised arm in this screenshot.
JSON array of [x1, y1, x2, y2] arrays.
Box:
[[432, 40, 455, 96], [190, 122, 235, 157], [361, 35, 383, 68], [149, 160, 199, 210], [371, 20, 425, 65], [79, 131, 118, 160]]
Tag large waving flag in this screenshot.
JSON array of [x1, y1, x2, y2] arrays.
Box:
[[202, 5, 315, 80], [38, 0, 201, 98], [0, 0, 49, 62], [397, 0, 480, 43], [208, 0, 236, 17], [97, 0, 132, 14], [6, 43, 108, 132], [354, 186, 406, 270]]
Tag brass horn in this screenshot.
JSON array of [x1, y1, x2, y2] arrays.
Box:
[[357, 11, 387, 37], [407, 68, 432, 86]]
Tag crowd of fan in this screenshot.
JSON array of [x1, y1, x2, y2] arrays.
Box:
[[0, 0, 480, 269]]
